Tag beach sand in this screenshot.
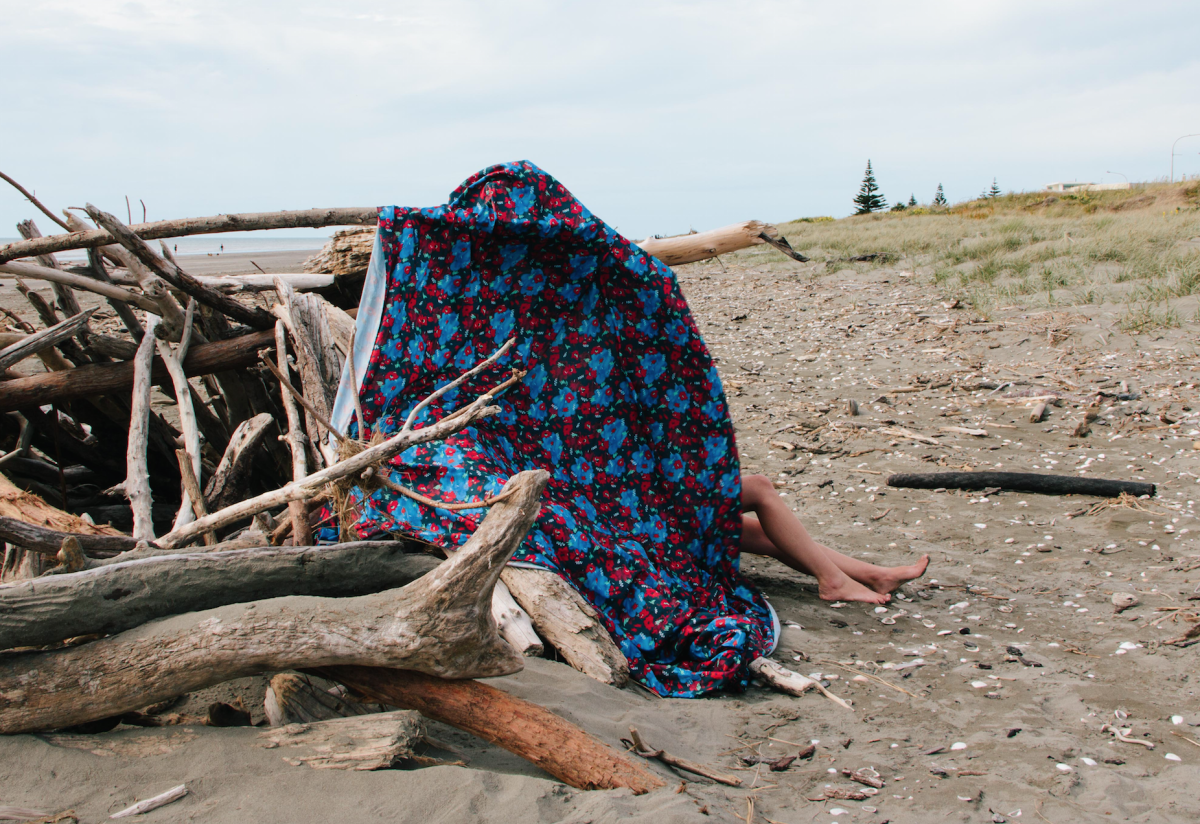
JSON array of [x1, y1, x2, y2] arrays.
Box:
[[1, 250, 1198, 823]]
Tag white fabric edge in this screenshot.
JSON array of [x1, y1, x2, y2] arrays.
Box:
[[331, 228, 387, 435]]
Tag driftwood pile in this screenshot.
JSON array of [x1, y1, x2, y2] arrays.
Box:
[[0, 174, 823, 792]]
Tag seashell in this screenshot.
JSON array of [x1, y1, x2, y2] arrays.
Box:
[[923, 620, 937, 628], [1165, 753, 1182, 762], [1055, 763, 1072, 772], [881, 617, 896, 625], [875, 606, 889, 614], [998, 605, 1014, 613], [1111, 593, 1139, 612], [1081, 757, 1097, 766], [951, 741, 968, 750]]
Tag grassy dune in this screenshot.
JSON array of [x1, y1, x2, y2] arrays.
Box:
[[770, 181, 1200, 330]]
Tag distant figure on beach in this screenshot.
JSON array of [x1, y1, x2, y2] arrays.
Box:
[[220, 244, 224, 253], [738, 473, 928, 603], [173, 244, 177, 252]]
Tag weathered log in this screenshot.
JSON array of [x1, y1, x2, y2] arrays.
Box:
[[500, 566, 629, 687], [637, 221, 781, 266], [15, 220, 84, 335], [0, 261, 162, 313], [0, 541, 437, 650], [85, 205, 275, 330], [491, 578, 543, 657], [264, 672, 389, 726], [0, 329, 275, 413], [259, 710, 426, 770], [121, 315, 160, 542], [886, 471, 1155, 498], [0, 207, 378, 263], [0, 308, 96, 373], [203, 412, 276, 511], [273, 279, 342, 466], [0, 469, 545, 734], [315, 666, 665, 793], [0, 476, 126, 542], [273, 322, 311, 545], [157, 326, 203, 534], [301, 227, 375, 278], [195, 273, 336, 292]]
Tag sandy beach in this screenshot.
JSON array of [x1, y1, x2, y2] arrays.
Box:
[[1, 246, 1198, 823]]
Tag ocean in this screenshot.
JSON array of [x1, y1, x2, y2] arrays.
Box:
[[0, 232, 332, 263]]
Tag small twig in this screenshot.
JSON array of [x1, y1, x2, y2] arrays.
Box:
[[375, 472, 518, 512], [815, 658, 916, 698], [1171, 730, 1200, 749], [626, 727, 742, 786], [0, 170, 70, 230], [402, 338, 514, 432], [110, 784, 187, 819], [261, 352, 352, 446]]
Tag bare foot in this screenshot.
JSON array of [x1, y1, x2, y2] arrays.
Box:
[[861, 555, 930, 595], [819, 574, 891, 604]]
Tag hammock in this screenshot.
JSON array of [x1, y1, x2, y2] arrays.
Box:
[[328, 161, 776, 697]]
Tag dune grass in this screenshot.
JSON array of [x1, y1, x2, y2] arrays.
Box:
[[765, 181, 1200, 329]]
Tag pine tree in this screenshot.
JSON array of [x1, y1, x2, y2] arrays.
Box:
[[908, 194, 917, 207], [988, 178, 1001, 198], [933, 183, 947, 207], [853, 160, 887, 214]]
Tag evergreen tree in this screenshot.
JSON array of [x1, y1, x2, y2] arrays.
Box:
[[988, 178, 1001, 198], [853, 160, 887, 214], [933, 183, 947, 207], [908, 194, 917, 207]]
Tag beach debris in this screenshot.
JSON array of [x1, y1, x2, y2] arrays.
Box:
[[809, 787, 872, 801], [1165, 752, 1182, 762], [1101, 724, 1155, 749], [888, 470, 1155, 498], [259, 710, 427, 770], [1111, 593, 1140, 613], [109, 784, 188, 819], [625, 727, 742, 786], [749, 657, 853, 709], [842, 767, 884, 788]]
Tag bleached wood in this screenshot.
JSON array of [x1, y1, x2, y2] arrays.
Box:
[[264, 672, 388, 726], [491, 578, 543, 657], [273, 278, 342, 467], [110, 784, 188, 819], [0, 206, 378, 263], [0, 470, 546, 734], [637, 221, 779, 266], [157, 334, 202, 534], [0, 307, 95, 373], [259, 711, 425, 770], [123, 315, 161, 542], [749, 657, 852, 709], [203, 412, 276, 510], [0, 261, 162, 313], [500, 566, 629, 686], [275, 321, 311, 546]]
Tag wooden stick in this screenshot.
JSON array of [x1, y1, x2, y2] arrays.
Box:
[[749, 657, 854, 709], [0, 307, 95, 373], [176, 449, 214, 546], [315, 666, 665, 793], [157, 334, 202, 534], [124, 315, 160, 542], [636, 221, 779, 267], [0, 329, 275, 413], [110, 784, 188, 819], [0, 170, 71, 230], [203, 412, 276, 511], [887, 471, 1155, 498], [0, 261, 162, 313], [0, 206, 378, 263], [0, 470, 545, 734], [275, 320, 311, 546], [0, 541, 436, 650], [85, 205, 275, 330], [627, 726, 742, 786], [155, 388, 501, 549]]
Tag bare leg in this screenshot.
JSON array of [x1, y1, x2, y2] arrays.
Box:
[[739, 475, 928, 603]]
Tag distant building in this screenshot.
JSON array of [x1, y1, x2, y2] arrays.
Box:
[[1045, 181, 1132, 192]]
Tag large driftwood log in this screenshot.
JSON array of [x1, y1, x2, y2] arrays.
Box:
[[316, 666, 665, 793], [501, 566, 629, 687], [259, 710, 426, 770], [637, 221, 782, 266], [0, 541, 437, 651], [0, 516, 136, 557], [273, 322, 311, 543], [273, 279, 342, 467], [302, 227, 375, 278], [0, 469, 546, 734], [203, 413, 276, 510], [0, 207, 379, 264], [886, 471, 1156, 498], [0, 329, 275, 413]]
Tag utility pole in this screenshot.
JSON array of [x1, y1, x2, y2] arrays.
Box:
[[1171, 134, 1200, 182]]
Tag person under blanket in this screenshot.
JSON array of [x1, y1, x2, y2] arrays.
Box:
[[738, 474, 928, 604]]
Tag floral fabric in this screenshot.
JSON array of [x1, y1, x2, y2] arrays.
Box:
[[340, 161, 775, 696]]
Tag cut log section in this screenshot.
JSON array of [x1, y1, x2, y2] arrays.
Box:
[[0, 541, 438, 651], [887, 471, 1155, 498], [0, 516, 137, 557], [259, 710, 426, 770], [0, 329, 275, 413], [264, 672, 389, 726], [0, 470, 546, 734], [500, 566, 629, 687], [315, 666, 665, 793], [637, 221, 785, 267], [203, 413, 276, 511]]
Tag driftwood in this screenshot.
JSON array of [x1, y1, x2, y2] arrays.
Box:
[[637, 221, 784, 266], [273, 321, 311, 544], [0, 476, 126, 542], [0, 207, 379, 264], [0, 308, 95, 373], [748, 657, 853, 710], [887, 471, 1155, 498], [273, 279, 341, 465], [0, 329, 275, 413], [110, 785, 188, 819], [0, 541, 437, 650], [501, 566, 629, 686], [259, 710, 426, 770], [0, 469, 545, 734], [0, 261, 162, 313], [0, 516, 135, 557], [491, 578, 543, 657], [315, 666, 665, 793], [203, 412, 276, 510], [302, 228, 375, 278], [120, 316, 160, 542], [627, 726, 742, 786], [264, 672, 389, 726]]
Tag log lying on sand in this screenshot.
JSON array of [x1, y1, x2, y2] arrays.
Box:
[[259, 710, 427, 771], [501, 566, 629, 687], [0, 541, 438, 651], [0, 476, 126, 542], [0, 207, 379, 264], [637, 221, 797, 266], [315, 666, 665, 793], [0, 516, 138, 558], [887, 471, 1155, 498], [0, 470, 546, 734], [0, 330, 275, 413]]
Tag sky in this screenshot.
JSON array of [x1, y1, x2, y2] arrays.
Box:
[[3, 1, 1200, 239]]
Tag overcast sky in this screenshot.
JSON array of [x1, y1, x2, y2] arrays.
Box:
[[4, 1, 1199, 238]]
